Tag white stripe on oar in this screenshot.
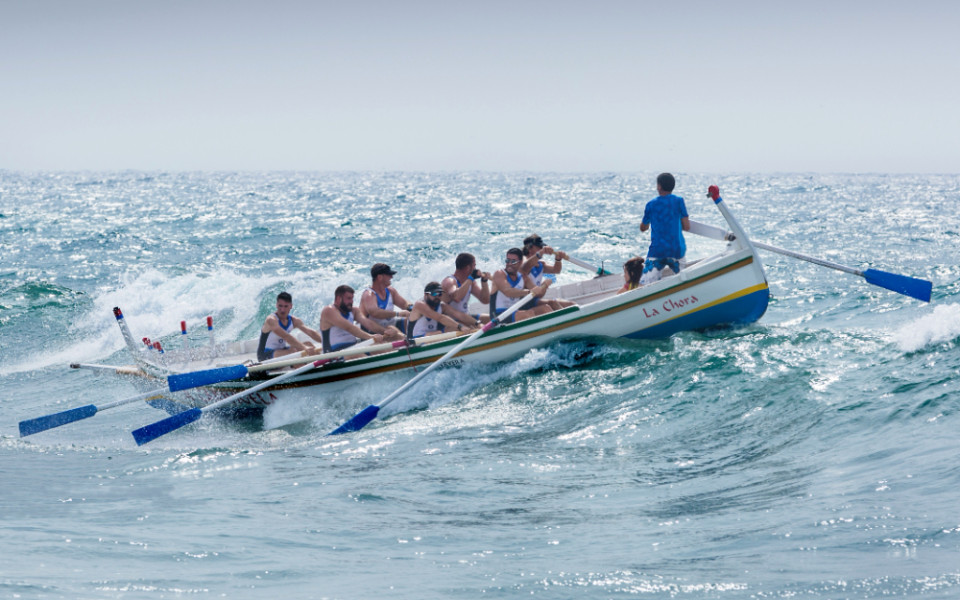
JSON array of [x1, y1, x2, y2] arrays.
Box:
[[19, 389, 165, 437], [329, 291, 538, 435], [687, 217, 932, 302]]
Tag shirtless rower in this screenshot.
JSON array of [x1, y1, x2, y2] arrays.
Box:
[[520, 233, 576, 310], [490, 248, 553, 322], [441, 252, 491, 326], [407, 282, 479, 338], [357, 263, 408, 342], [257, 292, 324, 361], [319, 285, 384, 353]]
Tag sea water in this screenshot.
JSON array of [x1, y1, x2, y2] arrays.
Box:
[[1, 171, 958, 599]]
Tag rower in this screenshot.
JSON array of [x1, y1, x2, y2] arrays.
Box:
[[441, 252, 491, 326], [357, 263, 408, 342], [320, 285, 384, 353], [520, 234, 575, 310], [489, 248, 552, 323], [407, 282, 479, 338], [256, 292, 323, 361]]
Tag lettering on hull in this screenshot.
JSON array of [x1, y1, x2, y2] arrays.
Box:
[[644, 294, 700, 319]]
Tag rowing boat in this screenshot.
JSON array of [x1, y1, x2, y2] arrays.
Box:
[[110, 194, 770, 413]]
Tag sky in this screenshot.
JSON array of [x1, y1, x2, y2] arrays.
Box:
[[1, 1, 958, 173]]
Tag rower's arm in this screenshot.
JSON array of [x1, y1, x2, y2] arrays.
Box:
[[473, 274, 491, 304], [519, 253, 539, 275], [321, 308, 374, 341], [444, 276, 472, 304], [360, 290, 395, 319], [291, 316, 324, 345], [390, 287, 413, 314], [443, 303, 480, 327], [266, 317, 308, 351], [492, 271, 529, 299]]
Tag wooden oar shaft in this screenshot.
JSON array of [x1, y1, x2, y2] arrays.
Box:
[[687, 218, 931, 302], [565, 255, 612, 276], [71, 363, 146, 376], [99, 389, 166, 411], [751, 240, 861, 275], [689, 218, 862, 276]]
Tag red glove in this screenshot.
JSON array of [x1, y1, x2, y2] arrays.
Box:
[[707, 185, 721, 200]]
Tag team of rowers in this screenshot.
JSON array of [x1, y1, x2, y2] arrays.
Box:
[[256, 173, 696, 363], [256, 234, 583, 362]]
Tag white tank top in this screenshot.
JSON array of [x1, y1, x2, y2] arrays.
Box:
[[411, 304, 443, 337], [365, 287, 396, 328], [495, 272, 525, 310], [264, 313, 294, 351], [529, 261, 545, 286], [446, 273, 471, 314], [327, 312, 358, 347]]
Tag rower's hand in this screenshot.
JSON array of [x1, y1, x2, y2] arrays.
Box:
[[555, 250, 568, 261], [304, 346, 320, 357], [707, 185, 721, 200], [542, 245, 555, 256], [372, 334, 384, 344], [479, 271, 492, 281]]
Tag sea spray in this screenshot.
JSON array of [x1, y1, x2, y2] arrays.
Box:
[[893, 303, 960, 352]]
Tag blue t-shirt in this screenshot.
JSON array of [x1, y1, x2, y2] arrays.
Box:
[[641, 194, 688, 259]]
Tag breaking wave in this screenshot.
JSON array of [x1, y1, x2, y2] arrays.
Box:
[[893, 303, 960, 352]]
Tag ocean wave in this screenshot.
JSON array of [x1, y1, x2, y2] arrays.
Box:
[[893, 303, 960, 352]]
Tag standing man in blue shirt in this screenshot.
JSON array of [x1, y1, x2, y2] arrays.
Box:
[[639, 172, 690, 284]]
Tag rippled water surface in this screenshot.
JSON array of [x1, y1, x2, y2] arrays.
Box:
[[1, 171, 959, 599]]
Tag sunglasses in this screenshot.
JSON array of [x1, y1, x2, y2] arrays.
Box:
[[428, 291, 442, 297], [505, 258, 520, 265]]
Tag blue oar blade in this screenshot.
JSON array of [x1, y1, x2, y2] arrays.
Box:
[[329, 405, 380, 436], [167, 365, 248, 392], [132, 408, 203, 446], [863, 269, 932, 302], [19, 405, 98, 437]]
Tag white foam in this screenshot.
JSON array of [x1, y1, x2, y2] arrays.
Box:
[[0, 267, 340, 376], [260, 341, 601, 432], [893, 303, 960, 352]]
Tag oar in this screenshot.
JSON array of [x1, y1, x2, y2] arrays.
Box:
[[166, 331, 461, 391], [564, 255, 613, 276], [131, 357, 335, 446], [19, 389, 165, 437], [70, 363, 145, 376], [687, 218, 932, 302], [329, 291, 538, 435]]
